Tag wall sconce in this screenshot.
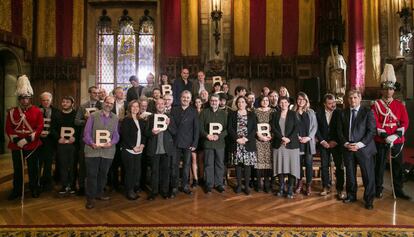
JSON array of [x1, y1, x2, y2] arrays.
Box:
[[397, 2, 414, 55], [211, 0, 222, 56]]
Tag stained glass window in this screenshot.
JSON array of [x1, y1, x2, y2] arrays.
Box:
[[138, 9, 155, 84], [96, 9, 114, 91], [96, 9, 155, 92]]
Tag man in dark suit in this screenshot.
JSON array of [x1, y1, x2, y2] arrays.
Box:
[[316, 93, 344, 199], [337, 90, 377, 210], [170, 90, 199, 195], [192, 71, 212, 98], [38, 92, 60, 192], [126, 75, 144, 103], [172, 68, 193, 106]]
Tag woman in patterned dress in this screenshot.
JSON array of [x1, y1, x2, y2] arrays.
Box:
[[228, 96, 258, 195], [254, 96, 274, 193]]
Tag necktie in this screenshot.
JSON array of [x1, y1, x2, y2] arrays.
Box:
[[350, 109, 357, 141]]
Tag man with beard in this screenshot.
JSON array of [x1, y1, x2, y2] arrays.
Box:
[[145, 98, 177, 200], [316, 93, 345, 199], [372, 64, 410, 200], [52, 96, 78, 196], [6, 75, 44, 200], [170, 90, 199, 196], [83, 96, 119, 209], [199, 94, 228, 193], [172, 68, 193, 106], [74, 86, 102, 195]]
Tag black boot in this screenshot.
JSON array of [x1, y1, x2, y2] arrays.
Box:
[[276, 175, 285, 197]]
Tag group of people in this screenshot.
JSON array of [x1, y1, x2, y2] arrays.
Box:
[[5, 65, 410, 210]]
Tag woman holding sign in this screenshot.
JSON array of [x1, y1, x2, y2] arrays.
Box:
[[120, 100, 147, 201], [254, 96, 274, 193], [271, 97, 300, 199], [228, 96, 258, 195]]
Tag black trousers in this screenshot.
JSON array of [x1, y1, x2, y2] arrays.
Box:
[[108, 144, 124, 189], [375, 143, 404, 194], [320, 146, 344, 191], [204, 148, 225, 188], [235, 164, 251, 189], [38, 137, 55, 187], [85, 157, 113, 199], [73, 141, 86, 189], [175, 148, 192, 189], [343, 150, 375, 204], [299, 153, 313, 184], [57, 144, 76, 188], [121, 150, 142, 193], [150, 154, 170, 195], [11, 149, 40, 194]]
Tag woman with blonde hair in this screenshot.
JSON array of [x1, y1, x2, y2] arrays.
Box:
[[293, 92, 317, 196]]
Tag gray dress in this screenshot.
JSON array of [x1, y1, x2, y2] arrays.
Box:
[[272, 116, 300, 178]]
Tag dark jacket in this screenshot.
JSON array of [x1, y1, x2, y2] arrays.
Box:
[[111, 100, 128, 118], [126, 85, 144, 103], [145, 113, 176, 156], [227, 110, 257, 152], [120, 117, 147, 150], [170, 105, 199, 149], [199, 107, 228, 149], [271, 110, 300, 149], [39, 105, 60, 148], [172, 78, 193, 106], [316, 108, 341, 144], [337, 106, 377, 157]]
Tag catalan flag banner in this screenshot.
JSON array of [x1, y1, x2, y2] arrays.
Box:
[[162, 0, 199, 57], [234, 0, 317, 57]]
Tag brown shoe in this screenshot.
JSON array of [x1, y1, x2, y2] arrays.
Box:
[[85, 198, 95, 209], [295, 180, 303, 194], [320, 187, 330, 196]]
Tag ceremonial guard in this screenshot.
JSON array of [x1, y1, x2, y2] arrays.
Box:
[[6, 75, 44, 200], [372, 64, 410, 200]]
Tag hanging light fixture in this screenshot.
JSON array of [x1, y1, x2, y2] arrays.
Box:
[[211, 0, 222, 56]]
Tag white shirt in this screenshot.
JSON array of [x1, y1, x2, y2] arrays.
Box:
[[115, 100, 125, 119], [126, 118, 142, 154], [198, 82, 206, 95], [325, 109, 333, 125]]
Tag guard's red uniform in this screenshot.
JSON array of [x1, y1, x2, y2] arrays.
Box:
[[371, 99, 409, 144], [5, 105, 44, 151]]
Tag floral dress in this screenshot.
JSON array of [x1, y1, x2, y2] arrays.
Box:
[[232, 113, 257, 166]]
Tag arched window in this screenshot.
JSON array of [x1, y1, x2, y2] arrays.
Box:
[[96, 9, 155, 92], [96, 9, 114, 92], [138, 9, 155, 83]]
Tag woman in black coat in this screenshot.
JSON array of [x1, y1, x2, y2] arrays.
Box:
[[120, 100, 147, 200], [271, 96, 300, 198], [228, 96, 258, 195]]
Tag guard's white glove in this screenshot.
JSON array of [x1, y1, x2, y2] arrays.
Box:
[[385, 134, 398, 145], [17, 139, 28, 148]]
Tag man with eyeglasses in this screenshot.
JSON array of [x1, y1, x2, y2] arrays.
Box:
[[74, 86, 102, 195], [83, 96, 119, 209]]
